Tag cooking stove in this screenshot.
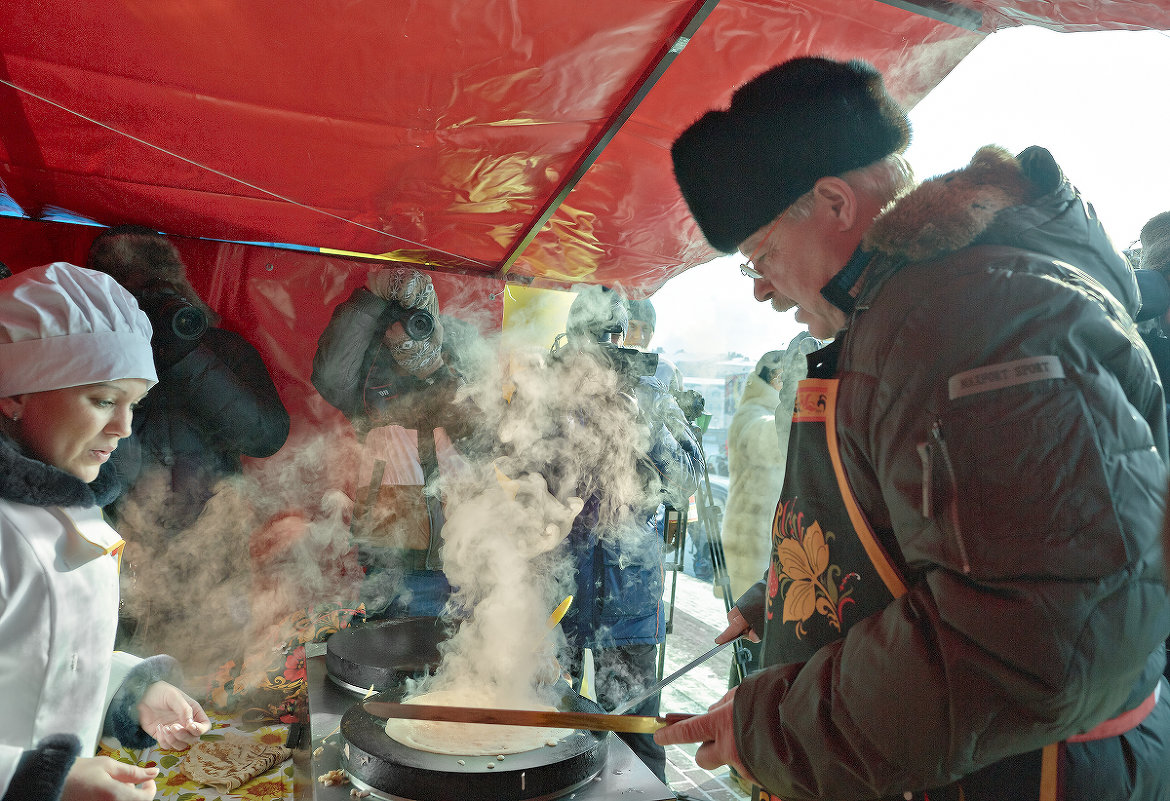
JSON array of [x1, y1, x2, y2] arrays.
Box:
[[294, 628, 677, 801]]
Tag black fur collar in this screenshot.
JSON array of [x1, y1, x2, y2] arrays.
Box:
[[0, 434, 119, 508]]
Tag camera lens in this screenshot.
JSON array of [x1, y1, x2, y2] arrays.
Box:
[[403, 308, 435, 341], [169, 302, 209, 340]]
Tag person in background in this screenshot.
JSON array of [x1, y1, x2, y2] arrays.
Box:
[[657, 56, 1170, 799], [720, 335, 815, 606], [0, 262, 209, 801], [312, 266, 482, 618], [625, 297, 685, 391], [85, 225, 290, 654], [545, 286, 704, 783], [625, 295, 714, 582], [1134, 210, 1170, 431], [1132, 210, 1170, 684], [87, 225, 290, 531], [717, 334, 818, 725]]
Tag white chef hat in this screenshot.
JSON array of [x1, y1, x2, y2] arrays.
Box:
[[0, 262, 157, 397]]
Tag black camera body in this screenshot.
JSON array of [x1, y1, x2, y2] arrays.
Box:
[[137, 285, 209, 341], [602, 345, 659, 380]]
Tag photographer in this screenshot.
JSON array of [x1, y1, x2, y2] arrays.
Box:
[[548, 286, 704, 783], [312, 266, 482, 618], [85, 226, 290, 651]]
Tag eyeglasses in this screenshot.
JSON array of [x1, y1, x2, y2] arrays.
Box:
[[739, 209, 788, 280]]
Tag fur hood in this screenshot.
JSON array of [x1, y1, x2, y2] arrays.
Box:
[[0, 434, 119, 508], [861, 145, 1139, 316]]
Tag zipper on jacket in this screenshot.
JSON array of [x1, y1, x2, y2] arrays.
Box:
[[930, 421, 971, 575], [916, 440, 933, 518]]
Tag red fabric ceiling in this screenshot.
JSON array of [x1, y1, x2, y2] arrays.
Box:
[[1, 0, 1167, 296]]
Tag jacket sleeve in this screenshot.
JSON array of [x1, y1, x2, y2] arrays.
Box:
[[162, 327, 290, 458], [1, 735, 80, 801], [311, 286, 389, 420], [637, 376, 704, 507], [733, 255, 1170, 798], [103, 654, 180, 748]]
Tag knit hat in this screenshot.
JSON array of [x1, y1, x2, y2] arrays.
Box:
[[0, 262, 157, 397], [671, 56, 911, 253], [626, 298, 656, 329], [566, 285, 628, 343], [1140, 211, 1170, 274]]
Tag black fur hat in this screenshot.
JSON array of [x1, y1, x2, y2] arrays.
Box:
[[671, 57, 911, 253]]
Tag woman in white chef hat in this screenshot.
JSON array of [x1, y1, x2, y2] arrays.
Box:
[[0, 262, 209, 801]]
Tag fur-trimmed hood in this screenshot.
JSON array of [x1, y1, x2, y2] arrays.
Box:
[[861, 145, 1139, 316], [0, 434, 119, 508]]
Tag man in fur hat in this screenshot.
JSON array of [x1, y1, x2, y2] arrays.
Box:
[[656, 56, 1170, 800]]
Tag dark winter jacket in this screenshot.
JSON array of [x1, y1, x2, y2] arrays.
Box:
[[735, 146, 1170, 799], [0, 434, 178, 801], [106, 326, 289, 529], [561, 374, 704, 649], [311, 286, 479, 438]]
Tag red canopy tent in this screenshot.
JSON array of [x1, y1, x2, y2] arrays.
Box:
[[1, 0, 1167, 428]]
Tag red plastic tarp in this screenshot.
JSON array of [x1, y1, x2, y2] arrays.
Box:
[[4, 0, 1166, 298], [1, 1, 1168, 432]]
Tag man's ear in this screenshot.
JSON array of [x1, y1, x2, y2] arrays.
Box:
[[812, 177, 858, 231]]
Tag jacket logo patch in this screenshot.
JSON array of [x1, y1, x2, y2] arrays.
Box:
[[948, 355, 1064, 400]]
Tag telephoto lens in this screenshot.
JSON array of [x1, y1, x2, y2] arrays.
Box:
[[140, 286, 209, 341]]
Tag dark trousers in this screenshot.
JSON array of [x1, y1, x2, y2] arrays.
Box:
[[567, 643, 666, 783]]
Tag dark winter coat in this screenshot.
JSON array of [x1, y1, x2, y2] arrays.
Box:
[[106, 326, 289, 529], [311, 286, 479, 438], [735, 146, 1170, 799], [561, 374, 704, 649]]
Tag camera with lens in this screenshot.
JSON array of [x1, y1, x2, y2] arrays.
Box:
[[137, 283, 209, 342], [385, 300, 435, 341], [602, 345, 659, 380]]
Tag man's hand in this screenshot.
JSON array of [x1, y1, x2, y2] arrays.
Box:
[[63, 757, 158, 801], [720, 607, 761, 644], [137, 681, 211, 750], [653, 688, 758, 786]]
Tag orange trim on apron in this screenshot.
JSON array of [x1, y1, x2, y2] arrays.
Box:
[[811, 378, 907, 599]]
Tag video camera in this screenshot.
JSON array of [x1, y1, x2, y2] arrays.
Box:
[[137, 283, 209, 341], [602, 344, 659, 380], [549, 333, 657, 375]]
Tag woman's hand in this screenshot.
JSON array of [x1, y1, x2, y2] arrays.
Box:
[[62, 756, 158, 801], [137, 680, 211, 750]]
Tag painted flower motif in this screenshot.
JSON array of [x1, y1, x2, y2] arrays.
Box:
[[775, 520, 856, 638]]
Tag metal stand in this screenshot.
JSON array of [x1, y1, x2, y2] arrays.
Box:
[[659, 421, 752, 685]]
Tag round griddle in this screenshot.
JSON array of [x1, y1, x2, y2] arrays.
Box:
[[341, 690, 608, 801], [326, 617, 446, 694]]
